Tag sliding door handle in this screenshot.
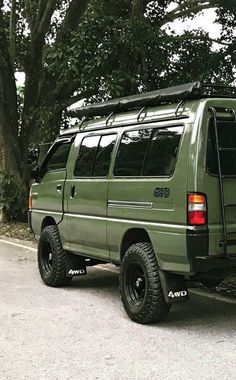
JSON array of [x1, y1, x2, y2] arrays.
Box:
[[70, 185, 76, 199], [56, 184, 62, 193]]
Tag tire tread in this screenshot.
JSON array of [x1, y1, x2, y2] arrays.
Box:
[[120, 242, 170, 324], [38, 225, 71, 287]]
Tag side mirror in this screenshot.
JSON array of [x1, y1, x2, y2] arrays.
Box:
[[28, 146, 40, 165], [30, 164, 40, 181], [28, 146, 41, 181]]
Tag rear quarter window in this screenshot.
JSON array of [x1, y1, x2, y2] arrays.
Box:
[[206, 120, 236, 176], [143, 126, 183, 176], [114, 126, 183, 177]]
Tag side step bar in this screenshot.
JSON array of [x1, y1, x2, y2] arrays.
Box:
[[219, 239, 236, 247]]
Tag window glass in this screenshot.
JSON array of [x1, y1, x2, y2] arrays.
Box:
[[206, 121, 236, 175], [143, 127, 183, 176], [93, 134, 116, 176], [74, 135, 100, 177], [45, 142, 71, 172], [114, 129, 152, 176]]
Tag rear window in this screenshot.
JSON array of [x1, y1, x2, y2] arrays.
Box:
[[143, 127, 183, 176], [206, 121, 236, 176]]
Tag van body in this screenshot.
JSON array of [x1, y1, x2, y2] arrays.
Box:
[[29, 83, 236, 324]]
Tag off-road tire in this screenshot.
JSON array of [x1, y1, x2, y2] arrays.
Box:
[[38, 225, 72, 287], [120, 242, 170, 324]]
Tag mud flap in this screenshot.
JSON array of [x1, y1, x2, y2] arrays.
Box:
[[65, 252, 87, 277], [158, 269, 189, 304]]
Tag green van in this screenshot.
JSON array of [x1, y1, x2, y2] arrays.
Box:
[[28, 82, 236, 324]]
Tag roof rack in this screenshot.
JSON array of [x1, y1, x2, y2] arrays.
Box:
[[67, 81, 236, 119]]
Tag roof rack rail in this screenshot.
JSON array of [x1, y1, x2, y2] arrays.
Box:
[[67, 81, 236, 119]]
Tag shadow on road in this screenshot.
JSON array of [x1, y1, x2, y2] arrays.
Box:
[[66, 267, 236, 330]]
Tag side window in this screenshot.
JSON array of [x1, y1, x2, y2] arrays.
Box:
[[44, 142, 72, 172], [114, 129, 152, 176], [74, 134, 116, 177], [74, 136, 100, 177], [93, 134, 116, 176], [143, 126, 183, 176]]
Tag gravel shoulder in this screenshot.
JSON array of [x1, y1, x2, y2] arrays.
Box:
[[0, 222, 33, 241]]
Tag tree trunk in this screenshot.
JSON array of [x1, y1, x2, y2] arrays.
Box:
[[0, 8, 21, 178], [9, 0, 16, 63]]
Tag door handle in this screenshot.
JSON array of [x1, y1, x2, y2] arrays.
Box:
[[70, 185, 76, 199], [56, 184, 62, 193]]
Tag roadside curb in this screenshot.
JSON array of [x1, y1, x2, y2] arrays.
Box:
[[0, 237, 37, 251]]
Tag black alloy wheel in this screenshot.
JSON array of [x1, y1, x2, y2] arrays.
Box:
[[126, 263, 146, 306], [41, 241, 53, 273]]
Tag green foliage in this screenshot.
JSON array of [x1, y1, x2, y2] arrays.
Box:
[[1, 1, 236, 187], [43, 0, 235, 108], [0, 171, 28, 221]]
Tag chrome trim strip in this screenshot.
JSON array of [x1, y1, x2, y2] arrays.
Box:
[[64, 212, 184, 231], [108, 200, 153, 209], [31, 209, 63, 216]]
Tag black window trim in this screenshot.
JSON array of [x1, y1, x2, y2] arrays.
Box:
[[73, 132, 117, 179], [40, 135, 75, 175], [112, 124, 184, 179]]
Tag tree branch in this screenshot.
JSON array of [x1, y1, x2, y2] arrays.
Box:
[[33, 0, 57, 39], [161, 0, 218, 26], [169, 34, 231, 46], [24, 0, 34, 30], [37, 0, 90, 109], [63, 90, 98, 109], [131, 0, 149, 18], [56, 0, 89, 41]]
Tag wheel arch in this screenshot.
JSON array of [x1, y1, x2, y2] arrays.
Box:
[[120, 228, 152, 261], [41, 216, 57, 231]]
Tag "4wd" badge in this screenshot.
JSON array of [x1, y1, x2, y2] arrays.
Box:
[[168, 290, 188, 298], [153, 187, 170, 198]]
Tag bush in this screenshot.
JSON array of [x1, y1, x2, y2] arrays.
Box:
[[0, 171, 28, 222]]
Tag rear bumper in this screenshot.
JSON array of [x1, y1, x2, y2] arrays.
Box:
[[28, 210, 34, 234], [187, 225, 236, 273], [192, 255, 236, 272]]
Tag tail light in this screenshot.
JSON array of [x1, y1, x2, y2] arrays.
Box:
[[29, 192, 32, 209], [187, 193, 207, 225]]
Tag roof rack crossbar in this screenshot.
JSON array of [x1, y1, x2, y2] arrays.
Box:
[[106, 112, 114, 126], [137, 106, 147, 122]]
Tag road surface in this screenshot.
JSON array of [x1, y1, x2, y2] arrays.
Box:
[[0, 238, 236, 380]]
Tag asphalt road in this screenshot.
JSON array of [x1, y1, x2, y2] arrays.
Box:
[[0, 239, 236, 380]]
